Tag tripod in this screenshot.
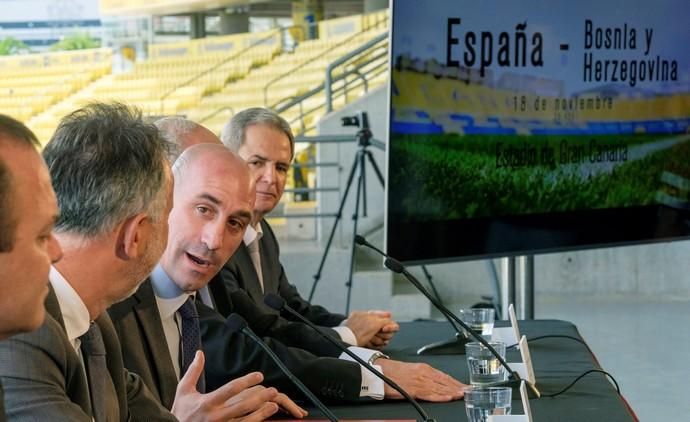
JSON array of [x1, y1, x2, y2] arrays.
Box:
[[307, 112, 385, 314]]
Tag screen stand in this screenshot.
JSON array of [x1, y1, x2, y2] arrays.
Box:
[[417, 332, 470, 355]]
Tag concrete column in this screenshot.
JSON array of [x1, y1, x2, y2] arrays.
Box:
[[190, 12, 206, 39], [363, 0, 388, 13], [219, 11, 249, 35]]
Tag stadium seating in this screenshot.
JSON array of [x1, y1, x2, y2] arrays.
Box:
[[10, 10, 389, 143], [0, 49, 111, 142]]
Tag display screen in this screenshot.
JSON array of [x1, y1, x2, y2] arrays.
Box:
[[385, 0, 690, 263]]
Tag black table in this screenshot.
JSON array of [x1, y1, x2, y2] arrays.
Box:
[[300, 320, 637, 421]]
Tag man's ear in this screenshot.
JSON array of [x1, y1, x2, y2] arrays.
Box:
[[116, 213, 149, 260]]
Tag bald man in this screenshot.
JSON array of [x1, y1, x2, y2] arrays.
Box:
[[141, 118, 466, 404], [153, 117, 363, 357], [109, 144, 306, 420]]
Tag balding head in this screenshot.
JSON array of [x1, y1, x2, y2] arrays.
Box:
[[155, 117, 221, 162], [163, 144, 255, 292]]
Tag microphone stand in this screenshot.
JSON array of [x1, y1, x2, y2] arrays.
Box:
[[264, 294, 437, 422], [355, 235, 539, 398], [353, 236, 470, 355], [387, 258, 540, 398], [225, 314, 339, 422]]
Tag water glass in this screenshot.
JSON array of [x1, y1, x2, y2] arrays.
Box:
[[464, 386, 512, 422], [460, 308, 495, 338], [466, 341, 506, 385]]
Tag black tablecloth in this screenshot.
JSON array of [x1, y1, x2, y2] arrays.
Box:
[[301, 319, 637, 421]]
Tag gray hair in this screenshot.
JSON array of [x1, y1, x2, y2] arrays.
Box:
[[42, 102, 171, 237], [154, 116, 199, 162], [0, 114, 40, 252], [220, 107, 294, 159]]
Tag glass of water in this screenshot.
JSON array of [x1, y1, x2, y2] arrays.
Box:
[[466, 341, 507, 385], [464, 386, 512, 422], [459, 308, 495, 338]]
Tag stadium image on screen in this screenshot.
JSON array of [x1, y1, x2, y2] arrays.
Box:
[[385, 0, 690, 263]]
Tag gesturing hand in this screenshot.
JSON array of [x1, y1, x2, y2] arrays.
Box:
[[171, 351, 307, 421]]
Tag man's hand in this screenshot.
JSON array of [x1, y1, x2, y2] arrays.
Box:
[[346, 310, 399, 348], [171, 351, 307, 421], [376, 359, 466, 402]]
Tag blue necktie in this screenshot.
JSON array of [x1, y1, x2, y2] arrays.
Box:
[[178, 297, 205, 393]]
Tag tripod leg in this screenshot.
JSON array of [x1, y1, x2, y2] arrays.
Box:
[[345, 154, 366, 315], [365, 150, 385, 188], [308, 150, 363, 302], [360, 150, 368, 217]]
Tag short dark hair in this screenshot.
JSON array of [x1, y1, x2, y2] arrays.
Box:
[[43, 102, 171, 237], [0, 114, 40, 252]]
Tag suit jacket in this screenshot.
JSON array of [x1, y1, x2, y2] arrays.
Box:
[[108, 279, 363, 402], [213, 219, 347, 339], [0, 379, 5, 422], [0, 287, 174, 422]]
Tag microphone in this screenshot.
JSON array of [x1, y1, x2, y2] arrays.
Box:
[[355, 235, 470, 355], [264, 294, 437, 422], [355, 235, 540, 398], [224, 314, 338, 422]]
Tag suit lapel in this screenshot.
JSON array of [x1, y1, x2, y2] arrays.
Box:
[[132, 280, 178, 409], [237, 243, 266, 303], [259, 220, 279, 296], [45, 286, 96, 418]]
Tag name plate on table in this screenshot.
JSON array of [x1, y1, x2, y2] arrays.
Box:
[[509, 336, 536, 386], [487, 381, 533, 422], [492, 304, 521, 346]]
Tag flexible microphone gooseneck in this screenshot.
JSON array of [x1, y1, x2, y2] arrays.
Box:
[[224, 314, 338, 422], [264, 294, 437, 422], [354, 235, 470, 355], [355, 235, 540, 398]]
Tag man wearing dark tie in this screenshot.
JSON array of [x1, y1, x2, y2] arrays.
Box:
[[116, 118, 466, 404], [109, 143, 306, 419], [0, 115, 63, 422], [0, 103, 287, 421]]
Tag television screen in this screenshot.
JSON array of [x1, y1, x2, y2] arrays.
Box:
[[385, 0, 690, 263]]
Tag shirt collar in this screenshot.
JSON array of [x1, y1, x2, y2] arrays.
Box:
[[150, 264, 193, 320], [243, 221, 264, 246], [49, 266, 91, 344]]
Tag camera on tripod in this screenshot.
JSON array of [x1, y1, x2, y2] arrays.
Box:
[[341, 111, 370, 130]]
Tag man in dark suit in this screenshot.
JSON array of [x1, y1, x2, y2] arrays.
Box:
[[0, 115, 63, 422], [146, 118, 465, 403], [155, 117, 354, 358], [109, 143, 307, 417], [217, 107, 397, 349], [0, 103, 284, 421]]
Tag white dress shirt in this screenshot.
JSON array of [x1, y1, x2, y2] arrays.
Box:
[[49, 266, 91, 352], [244, 224, 358, 344], [150, 264, 193, 380], [244, 223, 384, 398]]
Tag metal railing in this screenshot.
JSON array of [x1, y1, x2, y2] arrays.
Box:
[[272, 32, 388, 136], [324, 32, 388, 112], [158, 26, 304, 115]]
